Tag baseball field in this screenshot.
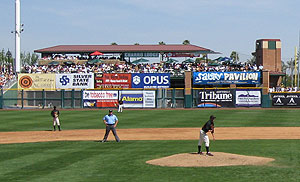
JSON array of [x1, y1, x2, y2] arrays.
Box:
[[0, 109, 300, 182]]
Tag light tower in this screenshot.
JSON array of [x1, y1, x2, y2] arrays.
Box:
[[14, 0, 22, 73]]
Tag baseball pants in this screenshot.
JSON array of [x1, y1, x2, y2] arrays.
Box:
[[118, 105, 124, 112], [198, 129, 209, 147], [53, 117, 60, 126], [103, 125, 120, 142]]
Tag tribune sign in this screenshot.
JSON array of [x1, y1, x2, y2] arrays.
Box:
[[197, 89, 235, 108]]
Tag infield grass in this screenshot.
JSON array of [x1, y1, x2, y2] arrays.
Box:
[[1, 109, 300, 182], [0, 109, 300, 131], [0, 140, 299, 182]]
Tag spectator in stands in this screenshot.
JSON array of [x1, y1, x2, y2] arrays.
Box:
[[20, 59, 263, 76]]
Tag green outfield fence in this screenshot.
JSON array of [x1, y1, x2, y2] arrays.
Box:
[[0, 87, 272, 109]]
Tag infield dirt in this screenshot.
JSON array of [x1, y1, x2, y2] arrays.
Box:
[[1, 127, 300, 144], [1, 127, 294, 167]]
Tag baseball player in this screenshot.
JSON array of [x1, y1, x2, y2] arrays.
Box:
[[101, 110, 120, 142], [51, 106, 61, 131], [197, 115, 215, 156], [117, 99, 124, 113]]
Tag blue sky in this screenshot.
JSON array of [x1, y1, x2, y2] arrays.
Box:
[[1, 0, 300, 62]]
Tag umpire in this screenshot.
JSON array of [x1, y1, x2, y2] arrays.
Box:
[[101, 110, 120, 142]]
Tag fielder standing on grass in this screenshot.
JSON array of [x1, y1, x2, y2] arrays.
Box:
[[197, 115, 215, 156], [101, 110, 120, 142], [117, 99, 124, 113], [51, 106, 61, 131]]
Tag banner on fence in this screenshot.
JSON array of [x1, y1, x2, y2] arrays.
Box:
[[83, 90, 118, 108], [131, 73, 170, 88], [56, 73, 94, 89], [236, 89, 261, 107], [271, 93, 300, 107], [18, 74, 56, 90], [95, 73, 131, 88], [197, 89, 235, 108], [119, 90, 155, 108], [193, 72, 261, 85]]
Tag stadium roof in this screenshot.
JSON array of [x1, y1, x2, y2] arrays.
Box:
[[34, 44, 219, 55]]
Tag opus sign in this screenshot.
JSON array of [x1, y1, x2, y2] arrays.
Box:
[[131, 73, 170, 88]]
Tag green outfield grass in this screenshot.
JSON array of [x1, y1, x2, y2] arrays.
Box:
[[0, 109, 300, 131], [0, 109, 300, 182], [0, 140, 299, 182]]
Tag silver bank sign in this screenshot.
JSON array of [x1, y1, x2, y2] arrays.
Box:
[[193, 72, 261, 85], [56, 73, 94, 89]]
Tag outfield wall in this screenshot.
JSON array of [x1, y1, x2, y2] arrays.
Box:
[[2, 72, 290, 109], [0, 88, 269, 109]]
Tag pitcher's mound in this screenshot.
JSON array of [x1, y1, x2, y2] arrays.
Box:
[[146, 152, 275, 167]]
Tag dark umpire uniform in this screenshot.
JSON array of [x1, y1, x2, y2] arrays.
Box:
[[101, 110, 120, 142], [197, 115, 215, 156]]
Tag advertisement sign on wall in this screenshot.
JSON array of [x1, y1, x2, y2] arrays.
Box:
[[197, 89, 235, 108], [166, 52, 201, 57], [131, 73, 170, 88], [193, 72, 261, 85], [143, 91, 156, 108], [124, 52, 159, 57], [95, 73, 131, 88], [18, 74, 56, 90], [56, 73, 94, 89], [236, 89, 261, 107], [271, 93, 300, 107], [83, 90, 118, 108], [119, 90, 155, 108]]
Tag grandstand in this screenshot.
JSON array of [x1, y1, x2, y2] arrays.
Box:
[[1, 40, 292, 109]]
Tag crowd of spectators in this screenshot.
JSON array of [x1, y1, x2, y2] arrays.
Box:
[[269, 86, 299, 92], [5, 60, 300, 93], [21, 61, 263, 75], [41, 55, 120, 61], [0, 64, 16, 89]]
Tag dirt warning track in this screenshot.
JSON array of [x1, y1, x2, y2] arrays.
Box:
[[0, 127, 300, 144]]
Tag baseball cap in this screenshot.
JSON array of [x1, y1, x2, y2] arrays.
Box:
[[210, 115, 216, 119], [109, 110, 113, 112]]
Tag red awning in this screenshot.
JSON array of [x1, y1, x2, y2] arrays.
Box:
[[90, 51, 103, 56]]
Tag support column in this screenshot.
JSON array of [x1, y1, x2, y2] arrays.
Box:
[[262, 71, 270, 95], [184, 71, 192, 108]]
